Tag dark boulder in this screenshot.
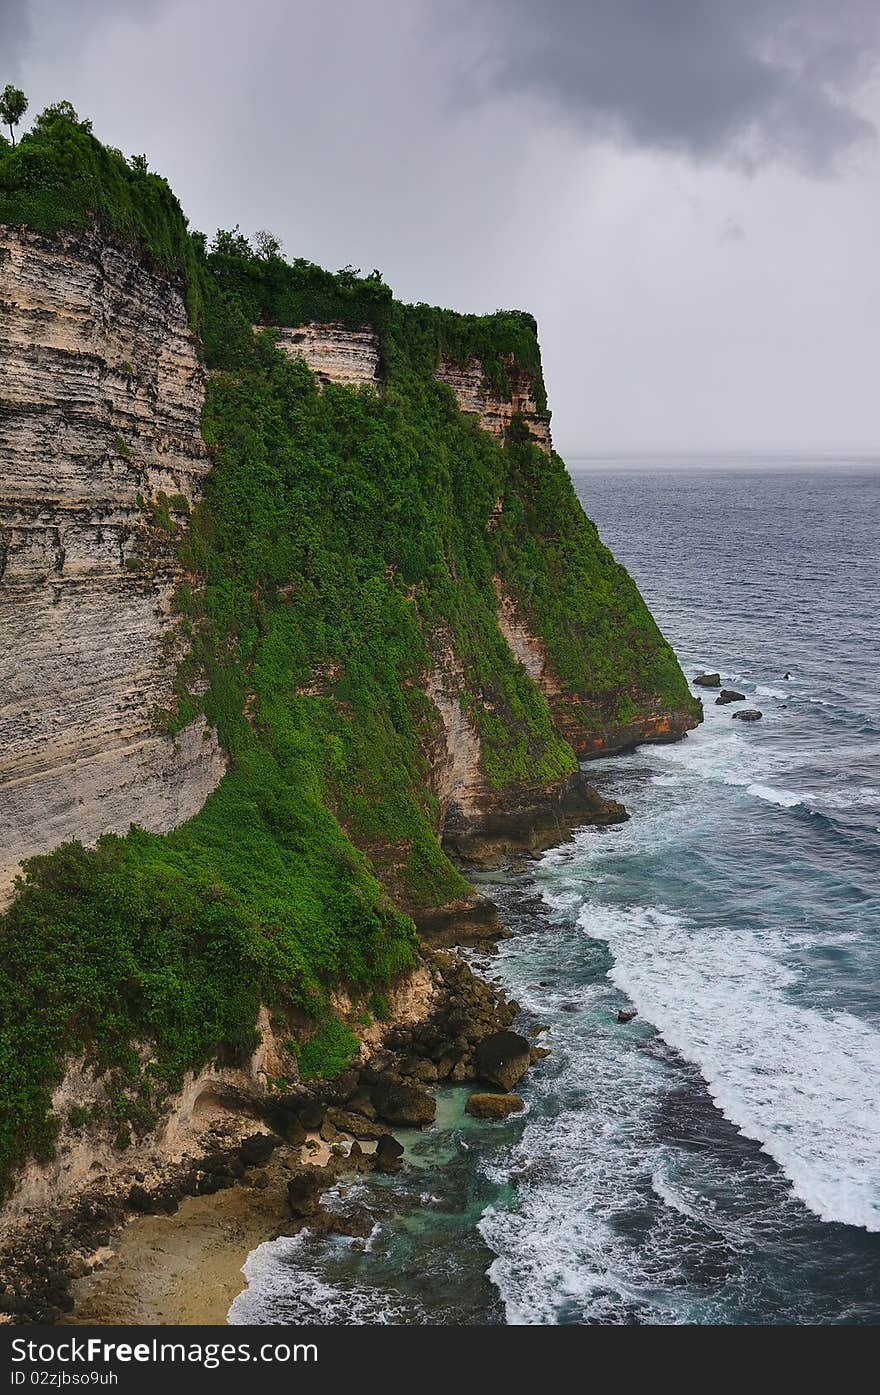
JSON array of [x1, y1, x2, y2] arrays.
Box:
[[732, 709, 763, 721], [197, 1169, 234, 1195], [694, 672, 721, 687], [617, 1008, 638, 1023], [715, 689, 745, 705], [274, 1093, 325, 1131], [298, 1100, 327, 1131], [239, 1132, 280, 1167], [465, 1092, 525, 1119], [320, 1117, 341, 1143], [326, 1068, 361, 1104], [374, 1134, 405, 1173], [371, 1078, 436, 1127], [346, 1140, 378, 1174], [286, 1168, 325, 1217], [475, 1031, 531, 1091], [127, 1185, 155, 1214], [267, 1112, 308, 1146], [316, 1205, 375, 1239], [399, 1055, 440, 1083], [326, 1107, 388, 1141]]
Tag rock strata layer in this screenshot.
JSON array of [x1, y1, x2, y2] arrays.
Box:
[[435, 354, 551, 452], [0, 224, 225, 903], [267, 322, 380, 388], [494, 577, 699, 758]]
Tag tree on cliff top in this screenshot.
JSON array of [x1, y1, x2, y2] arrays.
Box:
[[0, 85, 27, 146], [254, 228, 283, 260]]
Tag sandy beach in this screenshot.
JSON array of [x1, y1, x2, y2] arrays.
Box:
[[67, 1172, 285, 1325], [66, 1135, 346, 1326]]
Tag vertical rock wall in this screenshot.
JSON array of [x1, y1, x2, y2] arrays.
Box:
[[435, 355, 552, 452], [266, 322, 380, 388], [0, 225, 225, 904]]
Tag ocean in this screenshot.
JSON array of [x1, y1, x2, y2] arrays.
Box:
[[230, 461, 880, 1326]]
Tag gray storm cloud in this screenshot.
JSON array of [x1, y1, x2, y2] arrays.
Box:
[[3, 0, 879, 453], [460, 0, 880, 169], [2, 0, 169, 75]]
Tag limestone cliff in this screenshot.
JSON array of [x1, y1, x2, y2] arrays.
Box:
[[0, 224, 225, 902], [435, 353, 552, 452], [267, 322, 380, 388], [494, 577, 697, 756], [0, 103, 700, 1230], [422, 624, 624, 871]]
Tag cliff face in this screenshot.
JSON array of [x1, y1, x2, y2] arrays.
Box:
[[269, 322, 380, 388], [252, 321, 653, 864], [422, 624, 625, 868], [0, 224, 225, 902], [0, 105, 701, 1218], [435, 354, 552, 452], [494, 577, 697, 756]]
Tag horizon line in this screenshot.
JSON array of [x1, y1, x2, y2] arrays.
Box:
[[559, 448, 880, 463]]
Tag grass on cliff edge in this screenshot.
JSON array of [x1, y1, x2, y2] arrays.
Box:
[[0, 106, 695, 1198]]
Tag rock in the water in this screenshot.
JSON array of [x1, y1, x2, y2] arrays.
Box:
[[732, 709, 763, 721], [286, 1168, 324, 1217], [374, 1134, 405, 1173], [317, 1205, 375, 1239], [465, 1092, 525, 1119], [715, 689, 745, 705], [239, 1132, 279, 1167], [694, 672, 721, 687], [475, 1030, 531, 1091], [617, 1008, 638, 1023], [371, 1078, 436, 1127]]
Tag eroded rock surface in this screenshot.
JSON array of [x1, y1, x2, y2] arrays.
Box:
[[435, 354, 551, 452], [0, 224, 225, 902], [268, 322, 380, 388]]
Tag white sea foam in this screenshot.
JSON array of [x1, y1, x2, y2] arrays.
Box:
[[817, 785, 880, 812], [478, 975, 696, 1324], [577, 903, 880, 1232], [631, 723, 775, 795], [228, 1233, 422, 1325], [477, 950, 753, 1325], [745, 783, 802, 808]]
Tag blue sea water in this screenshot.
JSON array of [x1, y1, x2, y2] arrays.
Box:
[[231, 461, 880, 1326]]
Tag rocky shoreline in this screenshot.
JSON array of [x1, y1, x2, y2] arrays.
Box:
[[0, 940, 544, 1325]]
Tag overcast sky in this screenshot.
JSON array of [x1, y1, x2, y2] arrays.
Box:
[[5, 0, 880, 456]]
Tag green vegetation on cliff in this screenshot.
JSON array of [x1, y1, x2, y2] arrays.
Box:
[[0, 104, 696, 1196]]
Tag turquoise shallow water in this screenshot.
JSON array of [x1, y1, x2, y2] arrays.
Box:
[[231, 463, 880, 1325]]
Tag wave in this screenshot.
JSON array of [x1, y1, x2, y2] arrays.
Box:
[[477, 974, 703, 1324], [745, 783, 802, 808], [577, 903, 880, 1233], [229, 1232, 423, 1325]]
